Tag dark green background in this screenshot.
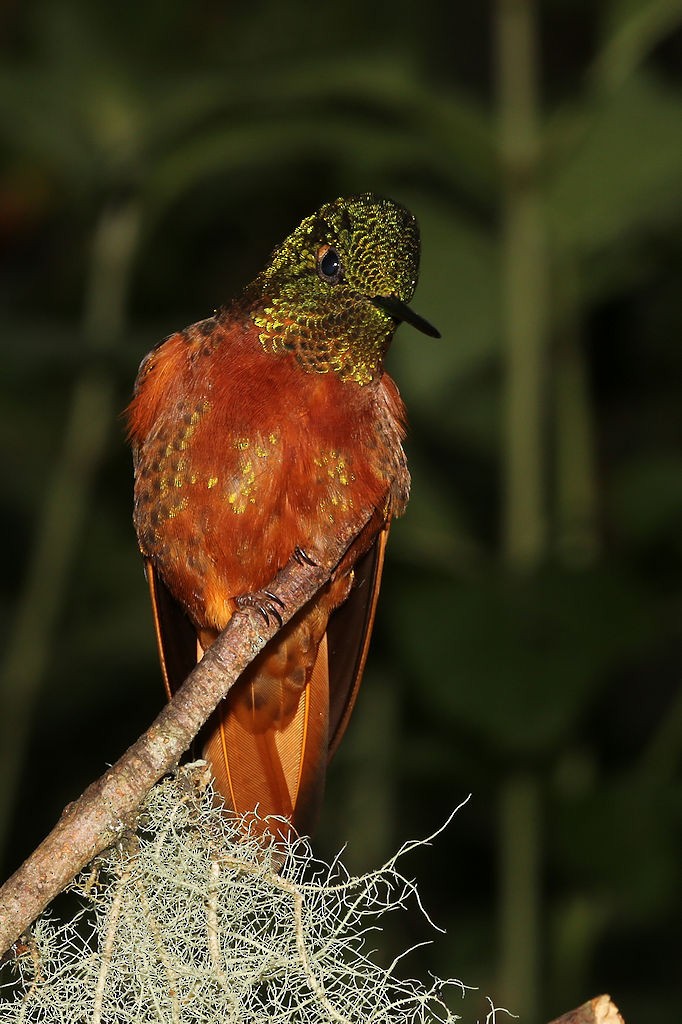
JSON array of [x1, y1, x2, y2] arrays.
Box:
[[1, 2, 681, 1021]]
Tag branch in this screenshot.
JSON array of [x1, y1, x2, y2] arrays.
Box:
[[548, 994, 625, 1024], [0, 509, 373, 955]]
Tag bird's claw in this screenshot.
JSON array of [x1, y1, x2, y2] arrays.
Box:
[[236, 589, 285, 627], [293, 546, 318, 566]]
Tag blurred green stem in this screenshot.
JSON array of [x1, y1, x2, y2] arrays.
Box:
[[554, 259, 598, 566], [0, 199, 140, 870], [591, 0, 682, 93], [549, 894, 607, 1013], [498, 773, 541, 1019], [497, 0, 548, 571], [496, 0, 546, 1018]]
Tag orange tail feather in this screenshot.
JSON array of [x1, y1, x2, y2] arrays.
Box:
[[203, 633, 329, 838]]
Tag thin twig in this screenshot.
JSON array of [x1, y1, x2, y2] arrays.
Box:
[[92, 859, 134, 1024], [206, 856, 232, 1003], [133, 878, 181, 1024], [274, 872, 352, 1024]]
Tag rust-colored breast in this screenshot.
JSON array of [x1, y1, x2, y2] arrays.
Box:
[[127, 309, 408, 632]]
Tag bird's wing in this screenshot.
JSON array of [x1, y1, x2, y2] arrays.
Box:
[[145, 560, 196, 701], [326, 524, 389, 759]]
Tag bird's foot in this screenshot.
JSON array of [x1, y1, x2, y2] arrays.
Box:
[[236, 589, 285, 627], [293, 546, 318, 566]]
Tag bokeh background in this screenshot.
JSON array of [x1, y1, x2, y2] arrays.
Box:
[[2, 1, 681, 1020]]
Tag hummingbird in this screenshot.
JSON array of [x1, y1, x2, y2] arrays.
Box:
[[127, 193, 439, 838]]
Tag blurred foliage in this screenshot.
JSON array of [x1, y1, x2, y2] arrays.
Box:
[[1, 1, 681, 1022]]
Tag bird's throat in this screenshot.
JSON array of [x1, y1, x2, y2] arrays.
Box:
[[249, 299, 391, 386]]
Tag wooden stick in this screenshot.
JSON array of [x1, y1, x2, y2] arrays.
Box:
[[548, 994, 625, 1024]]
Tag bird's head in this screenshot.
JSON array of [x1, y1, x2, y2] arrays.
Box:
[[244, 193, 439, 386]]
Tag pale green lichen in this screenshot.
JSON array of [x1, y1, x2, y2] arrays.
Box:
[[0, 766, 490, 1024]]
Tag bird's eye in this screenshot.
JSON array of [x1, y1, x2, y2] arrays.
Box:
[[316, 244, 343, 283]]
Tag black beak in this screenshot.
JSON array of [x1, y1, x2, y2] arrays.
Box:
[[371, 295, 441, 339]]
